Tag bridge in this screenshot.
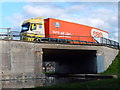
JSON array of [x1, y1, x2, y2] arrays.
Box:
[[0, 28, 119, 80], [0, 40, 119, 80]]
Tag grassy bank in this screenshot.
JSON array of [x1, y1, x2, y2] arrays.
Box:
[[20, 51, 120, 89], [20, 78, 120, 90], [39, 78, 120, 89], [101, 51, 120, 77]]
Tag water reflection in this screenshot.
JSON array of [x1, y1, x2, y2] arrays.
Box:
[[1, 76, 95, 89], [2, 79, 44, 89]]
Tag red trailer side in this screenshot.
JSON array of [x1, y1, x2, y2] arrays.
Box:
[[44, 18, 108, 43]]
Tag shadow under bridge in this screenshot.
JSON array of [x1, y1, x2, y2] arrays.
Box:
[[43, 49, 97, 74]]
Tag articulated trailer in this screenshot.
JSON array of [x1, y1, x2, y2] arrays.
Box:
[[20, 17, 108, 44]]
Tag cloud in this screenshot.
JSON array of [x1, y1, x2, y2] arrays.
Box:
[[22, 4, 86, 18], [68, 5, 85, 12], [6, 13, 25, 31], [92, 8, 113, 14], [5, 2, 118, 41], [109, 32, 118, 41], [22, 5, 66, 18]]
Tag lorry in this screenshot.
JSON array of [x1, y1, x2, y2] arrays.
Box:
[[20, 16, 108, 44]]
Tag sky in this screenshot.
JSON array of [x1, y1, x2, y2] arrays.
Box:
[[0, 1, 119, 42]]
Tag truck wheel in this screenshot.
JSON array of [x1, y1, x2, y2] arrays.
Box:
[[34, 38, 41, 43]]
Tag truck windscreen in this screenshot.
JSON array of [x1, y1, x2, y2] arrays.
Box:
[[21, 23, 30, 32]]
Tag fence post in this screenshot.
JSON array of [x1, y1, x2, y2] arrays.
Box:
[[7, 28, 11, 40]]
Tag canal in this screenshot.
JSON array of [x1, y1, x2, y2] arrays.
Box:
[[0, 74, 113, 89]]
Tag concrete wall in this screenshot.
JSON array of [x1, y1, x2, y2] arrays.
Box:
[[0, 40, 2, 80], [0, 40, 119, 80], [10, 41, 36, 79], [2, 79, 44, 88], [0, 41, 2, 89], [97, 46, 119, 71], [0, 40, 44, 80], [2, 41, 11, 80]]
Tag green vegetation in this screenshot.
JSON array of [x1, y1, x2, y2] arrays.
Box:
[[46, 78, 119, 89], [43, 71, 55, 74], [20, 78, 120, 89], [101, 51, 120, 77]]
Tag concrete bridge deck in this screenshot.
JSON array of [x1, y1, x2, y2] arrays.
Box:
[[0, 40, 119, 80]]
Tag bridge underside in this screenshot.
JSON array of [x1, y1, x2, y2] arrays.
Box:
[[43, 49, 97, 74]]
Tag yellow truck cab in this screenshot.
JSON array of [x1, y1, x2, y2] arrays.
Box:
[[20, 16, 45, 41]]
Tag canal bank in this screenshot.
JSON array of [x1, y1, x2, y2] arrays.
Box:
[[30, 78, 120, 89], [19, 51, 120, 89], [1, 50, 119, 89]]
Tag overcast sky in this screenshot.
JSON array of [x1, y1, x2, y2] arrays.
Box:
[[1, 1, 119, 42]]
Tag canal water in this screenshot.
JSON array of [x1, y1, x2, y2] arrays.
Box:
[[0, 76, 97, 89]]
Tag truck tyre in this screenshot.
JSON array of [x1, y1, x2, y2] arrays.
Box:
[[34, 38, 41, 43]]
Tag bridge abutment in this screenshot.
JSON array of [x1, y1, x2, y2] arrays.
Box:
[[0, 40, 44, 80], [97, 47, 119, 73]]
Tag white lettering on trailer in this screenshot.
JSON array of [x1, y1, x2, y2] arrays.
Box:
[[52, 30, 71, 38]]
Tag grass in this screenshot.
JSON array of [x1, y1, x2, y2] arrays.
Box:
[[42, 78, 120, 88], [43, 71, 55, 74], [20, 51, 120, 90], [101, 51, 120, 77], [20, 78, 120, 90]]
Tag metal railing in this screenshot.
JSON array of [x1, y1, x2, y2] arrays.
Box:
[[0, 28, 11, 40], [100, 37, 119, 49], [0, 28, 20, 40], [20, 33, 119, 49], [0, 31, 119, 49]]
